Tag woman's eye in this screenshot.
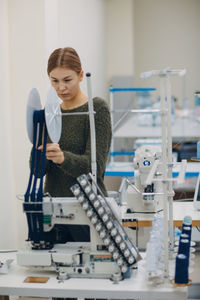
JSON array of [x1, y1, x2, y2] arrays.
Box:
[[64, 79, 71, 82]]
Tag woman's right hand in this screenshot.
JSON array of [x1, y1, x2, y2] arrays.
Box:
[[38, 143, 65, 165]]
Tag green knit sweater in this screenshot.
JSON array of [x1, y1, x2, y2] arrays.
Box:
[[42, 97, 111, 197]]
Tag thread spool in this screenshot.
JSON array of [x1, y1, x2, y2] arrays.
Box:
[[178, 239, 190, 260], [180, 233, 189, 240], [182, 226, 192, 240], [183, 215, 192, 225], [174, 254, 190, 285], [172, 216, 193, 286], [182, 216, 192, 235], [182, 216, 196, 248]]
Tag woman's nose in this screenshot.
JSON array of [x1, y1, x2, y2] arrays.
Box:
[[58, 82, 66, 91]]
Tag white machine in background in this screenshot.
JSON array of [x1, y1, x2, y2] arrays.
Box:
[[193, 173, 200, 210], [120, 145, 164, 214], [119, 68, 188, 278]]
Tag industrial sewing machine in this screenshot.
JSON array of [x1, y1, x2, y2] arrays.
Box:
[[17, 174, 141, 281], [120, 145, 164, 214], [17, 79, 141, 281]]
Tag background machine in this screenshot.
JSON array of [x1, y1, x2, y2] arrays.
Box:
[[120, 144, 164, 214]]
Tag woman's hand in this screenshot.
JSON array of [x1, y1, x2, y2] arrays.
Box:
[[38, 143, 65, 164]]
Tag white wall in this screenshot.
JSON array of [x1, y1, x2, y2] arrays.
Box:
[[57, 0, 107, 99], [106, 0, 134, 83], [8, 0, 46, 246], [7, 0, 108, 247], [134, 0, 200, 105], [0, 0, 17, 249]]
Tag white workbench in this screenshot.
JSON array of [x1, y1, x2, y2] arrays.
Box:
[[122, 201, 200, 227], [113, 113, 200, 139], [0, 252, 187, 300]]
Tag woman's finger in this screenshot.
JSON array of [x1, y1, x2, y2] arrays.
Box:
[[46, 152, 60, 158], [38, 143, 59, 151], [46, 144, 60, 152]]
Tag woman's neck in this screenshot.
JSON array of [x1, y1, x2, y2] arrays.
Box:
[[61, 92, 88, 110]]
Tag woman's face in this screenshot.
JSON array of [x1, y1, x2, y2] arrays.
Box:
[[49, 67, 83, 102]]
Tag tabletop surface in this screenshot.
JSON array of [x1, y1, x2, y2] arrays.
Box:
[[122, 201, 200, 226], [0, 252, 187, 300]]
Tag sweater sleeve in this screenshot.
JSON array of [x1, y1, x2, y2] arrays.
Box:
[[57, 100, 112, 179]]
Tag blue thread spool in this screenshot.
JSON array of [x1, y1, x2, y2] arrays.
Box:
[[182, 216, 192, 239], [180, 233, 189, 240], [183, 215, 192, 225], [178, 238, 190, 257], [174, 254, 189, 284], [197, 141, 200, 160], [182, 226, 192, 241]]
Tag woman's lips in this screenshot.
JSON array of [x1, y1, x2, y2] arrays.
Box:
[[60, 94, 68, 97]]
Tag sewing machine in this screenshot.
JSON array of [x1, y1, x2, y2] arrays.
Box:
[[17, 81, 141, 281], [17, 174, 141, 281], [120, 145, 164, 214]]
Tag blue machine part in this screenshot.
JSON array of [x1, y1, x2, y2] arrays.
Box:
[[24, 109, 47, 245]]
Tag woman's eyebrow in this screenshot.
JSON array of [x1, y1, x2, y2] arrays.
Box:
[[50, 76, 71, 79]]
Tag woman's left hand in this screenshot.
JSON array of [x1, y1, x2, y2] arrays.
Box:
[[38, 143, 65, 164]]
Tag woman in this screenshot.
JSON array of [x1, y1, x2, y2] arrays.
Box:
[[29, 49, 111, 300], [38, 47, 111, 198]]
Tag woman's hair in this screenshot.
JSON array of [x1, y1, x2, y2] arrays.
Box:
[[47, 47, 82, 75]]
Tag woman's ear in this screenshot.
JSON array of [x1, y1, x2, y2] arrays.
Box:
[[79, 70, 84, 82]]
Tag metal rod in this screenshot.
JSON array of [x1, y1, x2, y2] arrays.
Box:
[[86, 73, 97, 192], [160, 76, 169, 278], [110, 86, 114, 163], [55, 111, 95, 116], [111, 109, 162, 113], [141, 68, 186, 79], [112, 110, 130, 132], [166, 74, 175, 251], [112, 108, 166, 133]]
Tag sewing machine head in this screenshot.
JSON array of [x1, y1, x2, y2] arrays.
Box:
[[134, 145, 161, 178], [122, 145, 164, 214]]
